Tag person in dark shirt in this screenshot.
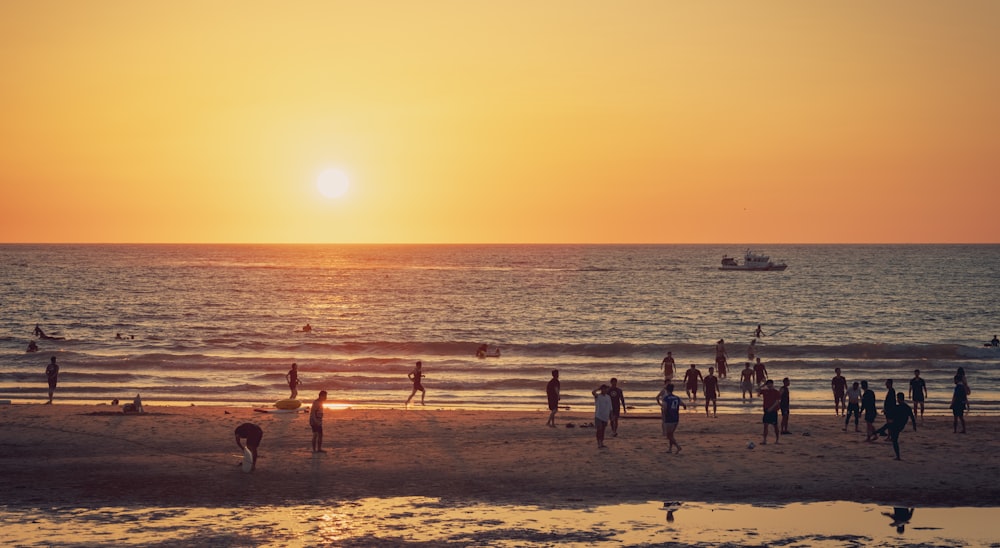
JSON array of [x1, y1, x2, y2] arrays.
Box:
[[886, 393, 916, 460], [234, 423, 263, 472], [545, 370, 560, 427], [606, 378, 626, 437], [950, 374, 968, 433], [861, 380, 878, 441]]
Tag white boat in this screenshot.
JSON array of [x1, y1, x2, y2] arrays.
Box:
[[719, 250, 787, 271]]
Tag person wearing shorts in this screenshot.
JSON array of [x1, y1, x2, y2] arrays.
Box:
[[234, 423, 263, 472], [703, 367, 720, 418], [310, 390, 327, 453], [656, 382, 686, 453], [740, 363, 755, 402], [759, 380, 781, 445], [405, 361, 426, 406], [861, 380, 878, 441], [831, 368, 847, 416], [683, 364, 702, 403], [909, 370, 927, 420], [546, 370, 560, 427], [606, 378, 626, 436], [844, 381, 862, 432], [950, 374, 967, 433]]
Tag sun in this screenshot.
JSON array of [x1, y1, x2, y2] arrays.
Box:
[[316, 168, 350, 199]]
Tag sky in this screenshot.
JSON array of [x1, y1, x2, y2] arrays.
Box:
[[1, 1, 998, 244]]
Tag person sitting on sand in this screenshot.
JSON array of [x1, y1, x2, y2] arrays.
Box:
[[310, 391, 327, 453], [234, 423, 263, 472], [883, 507, 914, 533], [405, 361, 426, 406], [122, 393, 144, 413]]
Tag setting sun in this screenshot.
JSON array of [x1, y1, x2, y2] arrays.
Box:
[[316, 168, 350, 199]]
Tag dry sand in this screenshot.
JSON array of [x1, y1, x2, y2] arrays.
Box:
[[1, 404, 996, 508]]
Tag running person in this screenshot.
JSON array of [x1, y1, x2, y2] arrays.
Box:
[[405, 361, 425, 406], [656, 382, 686, 453], [683, 364, 703, 403]]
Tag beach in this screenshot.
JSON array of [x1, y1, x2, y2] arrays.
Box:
[[3, 403, 997, 508]]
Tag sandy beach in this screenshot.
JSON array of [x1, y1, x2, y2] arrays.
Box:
[[2, 403, 997, 509]]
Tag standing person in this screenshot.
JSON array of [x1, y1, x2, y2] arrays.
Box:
[[661, 352, 675, 381], [831, 368, 847, 416], [592, 385, 612, 449], [310, 390, 327, 453], [546, 370, 560, 427], [656, 382, 686, 453], [683, 364, 702, 403], [45, 356, 59, 404], [759, 380, 781, 444], [703, 367, 720, 418], [843, 381, 862, 432], [405, 361, 425, 406], [286, 363, 302, 400], [874, 379, 896, 437], [740, 363, 755, 402], [607, 378, 626, 437], [747, 339, 757, 362], [950, 374, 968, 433], [779, 377, 791, 435], [887, 393, 917, 460], [909, 370, 928, 422], [234, 423, 263, 472], [754, 324, 765, 339], [956, 367, 971, 411], [861, 380, 878, 441], [715, 340, 728, 379], [753, 357, 768, 387]]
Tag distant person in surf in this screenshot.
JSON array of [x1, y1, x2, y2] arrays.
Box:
[[661, 351, 675, 381], [34, 324, 45, 338], [990, 335, 998, 347], [546, 369, 560, 427], [26, 341, 38, 353], [286, 363, 302, 399], [405, 361, 425, 406], [235, 423, 263, 471], [714, 340, 728, 379], [747, 339, 757, 361], [831, 368, 847, 416], [754, 324, 765, 339], [45, 356, 59, 404], [301, 323, 312, 332]]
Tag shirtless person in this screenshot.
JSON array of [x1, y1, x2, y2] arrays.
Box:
[[661, 352, 675, 381], [310, 390, 327, 453], [545, 370, 560, 427], [286, 362, 302, 400], [405, 361, 425, 406], [831, 368, 847, 416], [909, 369, 927, 421], [740, 363, 755, 402], [759, 379, 781, 445], [714, 340, 728, 379], [683, 364, 703, 403], [703, 366, 720, 418], [753, 357, 768, 387]]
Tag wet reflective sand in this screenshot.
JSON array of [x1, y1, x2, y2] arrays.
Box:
[[3, 498, 997, 547]]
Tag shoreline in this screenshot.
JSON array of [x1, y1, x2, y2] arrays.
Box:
[[1, 404, 997, 508]]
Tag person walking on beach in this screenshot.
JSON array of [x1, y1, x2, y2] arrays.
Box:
[[405, 361, 425, 406], [950, 374, 968, 433], [546, 370, 560, 427], [661, 352, 675, 381], [861, 380, 878, 441], [592, 385, 612, 449], [45, 356, 59, 404], [607, 378, 626, 437], [759, 379, 781, 445], [703, 366, 720, 418], [310, 390, 327, 453], [656, 382, 686, 453], [844, 381, 862, 432], [753, 357, 768, 387], [831, 368, 847, 416], [740, 363, 755, 402], [909, 370, 927, 422], [234, 423, 263, 472], [286, 363, 302, 400], [886, 392, 916, 460], [683, 364, 702, 403], [779, 377, 791, 435], [715, 339, 728, 379]]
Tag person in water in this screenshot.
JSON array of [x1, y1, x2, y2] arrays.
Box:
[[546, 369, 560, 427], [405, 361, 425, 406], [26, 341, 38, 353], [234, 423, 263, 472], [661, 351, 675, 381], [286, 363, 302, 399], [302, 323, 312, 332], [45, 356, 59, 404], [992, 335, 999, 347], [34, 324, 45, 338]]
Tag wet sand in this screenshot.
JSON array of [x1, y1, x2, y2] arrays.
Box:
[[1, 404, 997, 508]]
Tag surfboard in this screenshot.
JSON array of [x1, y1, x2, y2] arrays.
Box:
[[241, 447, 253, 472], [253, 408, 300, 414], [274, 399, 301, 410]]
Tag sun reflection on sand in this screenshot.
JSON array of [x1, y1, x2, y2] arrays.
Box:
[[2, 499, 997, 547]]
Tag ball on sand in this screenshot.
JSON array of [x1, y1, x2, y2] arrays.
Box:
[[747, 441, 756, 449]]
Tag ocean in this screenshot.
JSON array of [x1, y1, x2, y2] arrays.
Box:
[[1, 244, 998, 414]]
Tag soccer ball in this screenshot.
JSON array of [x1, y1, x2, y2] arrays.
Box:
[[747, 441, 756, 449]]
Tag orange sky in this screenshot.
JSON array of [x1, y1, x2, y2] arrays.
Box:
[[1, 1, 998, 243]]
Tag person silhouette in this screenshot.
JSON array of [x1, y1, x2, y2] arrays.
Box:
[[882, 507, 914, 533]]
